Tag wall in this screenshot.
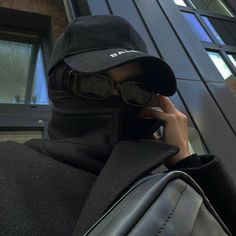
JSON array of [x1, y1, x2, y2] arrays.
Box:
[[0, 0, 68, 43], [74, 0, 236, 181], [0, 0, 68, 139]]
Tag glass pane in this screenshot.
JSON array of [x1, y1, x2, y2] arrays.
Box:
[[174, 0, 187, 7], [182, 12, 212, 42], [202, 16, 236, 46], [0, 40, 30, 104], [0, 39, 49, 105], [228, 54, 236, 68], [31, 48, 49, 104], [201, 16, 224, 44], [190, 0, 234, 17], [207, 51, 233, 80]]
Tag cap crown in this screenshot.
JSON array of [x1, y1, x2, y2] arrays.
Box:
[[48, 15, 147, 74]]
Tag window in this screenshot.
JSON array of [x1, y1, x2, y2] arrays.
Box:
[[174, 0, 188, 7], [207, 51, 233, 79], [189, 0, 234, 17], [182, 12, 212, 42], [202, 16, 236, 46], [228, 54, 236, 68], [201, 16, 225, 44], [175, 0, 236, 83], [0, 38, 49, 105]]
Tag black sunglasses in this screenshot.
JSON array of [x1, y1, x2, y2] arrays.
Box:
[[65, 69, 154, 107]]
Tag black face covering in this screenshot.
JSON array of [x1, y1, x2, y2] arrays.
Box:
[[48, 89, 142, 151], [47, 64, 144, 151]]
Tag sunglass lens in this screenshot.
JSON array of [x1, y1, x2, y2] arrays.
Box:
[[72, 75, 112, 99], [121, 82, 152, 106]]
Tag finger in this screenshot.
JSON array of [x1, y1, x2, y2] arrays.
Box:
[[148, 94, 161, 107], [159, 96, 177, 113], [140, 95, 162, 118]]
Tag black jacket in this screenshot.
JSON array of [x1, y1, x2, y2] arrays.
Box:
[[0, 138, 235, 235]]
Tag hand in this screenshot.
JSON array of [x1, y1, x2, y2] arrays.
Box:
[[139, 95, 190, 167]]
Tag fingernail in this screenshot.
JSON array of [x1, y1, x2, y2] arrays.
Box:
[[150, 107, 163, 112]]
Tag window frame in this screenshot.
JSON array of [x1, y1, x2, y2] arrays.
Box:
[[176, 1, 236, 78], [0, 7, 52, 136], [0, 29, 50, 105], [178, 0, 235, 17]]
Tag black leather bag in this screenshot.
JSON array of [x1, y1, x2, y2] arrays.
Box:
[[84, 171, 231, 236]]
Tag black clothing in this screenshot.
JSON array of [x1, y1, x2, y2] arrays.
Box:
[[171, 154, 236, 235], [0, 138, 235, 236], [1, 65, 235, 235]]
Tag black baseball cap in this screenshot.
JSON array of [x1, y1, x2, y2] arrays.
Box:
[[48, 15, 176, 96]]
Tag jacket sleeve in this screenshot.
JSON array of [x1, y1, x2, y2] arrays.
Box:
[[169, 154, 236, 235]]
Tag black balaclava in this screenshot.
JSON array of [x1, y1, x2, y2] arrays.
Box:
[[47, 63, 147, 152]]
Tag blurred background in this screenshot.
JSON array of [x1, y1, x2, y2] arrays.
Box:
[[0, 0, 235, 180]]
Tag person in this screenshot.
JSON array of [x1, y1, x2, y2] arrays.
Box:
[[0, 15, 235, 236]]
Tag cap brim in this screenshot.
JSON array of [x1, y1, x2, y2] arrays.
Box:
[[64, 48, 176, 96]]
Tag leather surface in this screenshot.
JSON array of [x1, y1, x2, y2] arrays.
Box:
[[85, 171, 230, 236], [74, 141, 179, 236]]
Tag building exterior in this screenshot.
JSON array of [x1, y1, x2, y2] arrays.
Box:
[[0, 0, 235, 180]]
